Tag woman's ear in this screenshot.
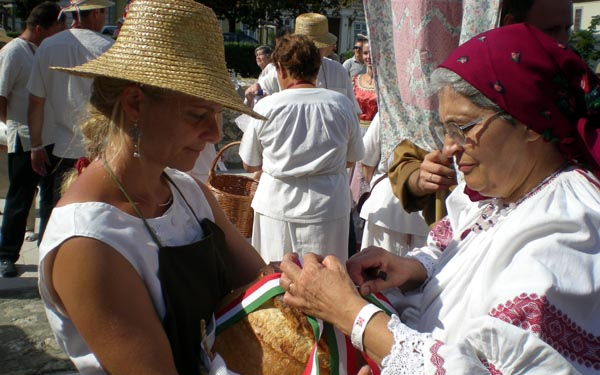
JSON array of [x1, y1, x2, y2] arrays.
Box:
[[276, 63, 288, 79], [121, 84, 143, 123], [525, 127, 542, 143]]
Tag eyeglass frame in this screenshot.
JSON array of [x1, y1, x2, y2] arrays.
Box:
[[353, 46, 362, 50], [435, 111, 504, 146]]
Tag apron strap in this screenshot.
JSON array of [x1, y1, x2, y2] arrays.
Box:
[[102, 157, 165, 248], [163, 173, 205, 227]]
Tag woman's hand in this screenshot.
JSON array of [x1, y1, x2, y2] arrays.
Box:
[[346, 246, 428, 295], [408, 150, 456, 197], [279, 253, 366, 332]]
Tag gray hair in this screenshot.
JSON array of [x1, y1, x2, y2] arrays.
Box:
[[431, 68, 517, 125], [255, 45, 272, 56]]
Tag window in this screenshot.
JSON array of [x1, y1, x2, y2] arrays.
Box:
[[354, 22, 367, 38], [574, 8, 583, 31]]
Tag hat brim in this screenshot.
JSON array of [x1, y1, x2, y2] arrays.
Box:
[[310, 33, 337, 48], [51, 59, 266, 121], [61, 0, 115, 12]]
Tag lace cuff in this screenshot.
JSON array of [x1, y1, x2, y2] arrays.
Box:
[[381, 315, 428, 375], [410, 252, 436, 280]]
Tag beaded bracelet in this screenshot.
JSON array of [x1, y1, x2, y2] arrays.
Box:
[[351, 303, 383, 352], [30, 145, 46, 152]]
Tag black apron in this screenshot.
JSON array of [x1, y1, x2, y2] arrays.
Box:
[[104, 162, 232, 375]]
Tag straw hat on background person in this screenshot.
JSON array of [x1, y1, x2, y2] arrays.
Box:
[[59, 0, 114, 12], [0, 28, 13, 44], [52, 0, 264, 120], [294, 13, 337, 49]]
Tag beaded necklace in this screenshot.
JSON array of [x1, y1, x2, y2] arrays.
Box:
[[459, 165, 567, 241]]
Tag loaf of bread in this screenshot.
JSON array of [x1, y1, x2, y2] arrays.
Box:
[[213, 264, 334, 375]]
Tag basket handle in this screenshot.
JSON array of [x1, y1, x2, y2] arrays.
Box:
[[209, 141, 242, 177]]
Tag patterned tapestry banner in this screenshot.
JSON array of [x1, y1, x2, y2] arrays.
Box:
[[364, 0, 501, 163]]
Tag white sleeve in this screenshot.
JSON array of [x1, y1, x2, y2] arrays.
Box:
[[346, 102, 364, 163], [361, 113, 380, 167], [238, 120, 264, 167], [257, 64, 280, 95], [382, 313, 585, 375], [27, 48, 47, 98], [0, 49, 15, 98]]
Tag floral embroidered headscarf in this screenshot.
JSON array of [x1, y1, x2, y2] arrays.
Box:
[[439, 23, 600, 173]]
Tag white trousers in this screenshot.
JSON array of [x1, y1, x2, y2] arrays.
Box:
[[251, 212, 349, 263]]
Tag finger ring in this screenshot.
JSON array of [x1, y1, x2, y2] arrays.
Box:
[[429, 172, 433, 182], [288, 283, 295, 294]]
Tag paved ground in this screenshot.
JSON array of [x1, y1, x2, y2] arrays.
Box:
[[0, 197, 79, 375]]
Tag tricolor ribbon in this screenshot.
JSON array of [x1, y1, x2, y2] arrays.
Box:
[[215, 273, 396, 375]]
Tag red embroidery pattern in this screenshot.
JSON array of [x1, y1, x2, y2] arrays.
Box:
[[431, 216, 453, 251], [480, 359, 504, 375], [430, 340, 446, 375], [490, 293, 600, 370]]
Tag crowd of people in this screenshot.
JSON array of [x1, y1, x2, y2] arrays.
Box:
[[0, 0, 598, 374]]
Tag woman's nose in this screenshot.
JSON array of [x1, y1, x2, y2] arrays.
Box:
[[203, 112, 222, 143], [442, 134, 462, 158]]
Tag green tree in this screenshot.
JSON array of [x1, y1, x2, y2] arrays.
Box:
[[197, 0, 354, 32], [570, 15, 600, 69]]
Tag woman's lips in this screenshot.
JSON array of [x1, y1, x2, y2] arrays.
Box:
[[458, 163, 475, 173]]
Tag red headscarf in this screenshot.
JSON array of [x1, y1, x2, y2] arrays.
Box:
[[439, 23, 600, 174]]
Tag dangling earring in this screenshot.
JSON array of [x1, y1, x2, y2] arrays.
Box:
[[130, 122, 141, 158]]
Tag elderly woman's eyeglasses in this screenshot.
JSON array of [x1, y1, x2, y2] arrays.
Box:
[[435, 111, 503, 146]]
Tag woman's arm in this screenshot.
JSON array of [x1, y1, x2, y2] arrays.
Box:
[[198, 181, 266, 288], [52, 237, 179, 375]]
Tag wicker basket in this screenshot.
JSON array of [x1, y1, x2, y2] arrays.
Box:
[[206, 141, 258, 238]]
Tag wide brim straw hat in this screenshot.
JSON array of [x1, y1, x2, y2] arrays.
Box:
[[0, 28, 13, 44], [52, 0, 264, 120], [294, 13, 337, 49], [60, 0, 115, 12]]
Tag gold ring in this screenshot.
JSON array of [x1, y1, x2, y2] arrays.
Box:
[[288, 282, 295, 294], [429, 173, 433, 182]]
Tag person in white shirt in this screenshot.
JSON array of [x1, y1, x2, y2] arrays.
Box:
[[27, 0, 114, 204], [0, 2, 64, 278], [245, 13, 360, 115], [343, 36, 367, 78], [359, 113, 429, 256], [240, 34, 364, 262]]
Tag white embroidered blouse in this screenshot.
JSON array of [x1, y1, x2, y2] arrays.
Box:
[[381, 166, 600, 375]]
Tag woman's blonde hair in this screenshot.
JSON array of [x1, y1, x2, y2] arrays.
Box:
[[60, 76, 168, 194]]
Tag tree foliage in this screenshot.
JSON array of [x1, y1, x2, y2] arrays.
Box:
[[570, 15, 600, 69], [14, 0, 59, 21], [196, 0, 354, 32]]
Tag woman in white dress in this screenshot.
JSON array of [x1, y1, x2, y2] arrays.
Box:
[[278, 24, 600, 374], [360, 113, 429, 255], [239, 34, 364, 262], [37, 1, 266, 374]]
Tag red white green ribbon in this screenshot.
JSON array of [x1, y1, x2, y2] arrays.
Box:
[[215, 273, 396, 375]]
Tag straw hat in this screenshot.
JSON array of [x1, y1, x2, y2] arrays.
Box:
[[52, 0, 264, 119], [60, 0, 115, 12], [0, 28, 12, 44], [294, 13, 337, 49]]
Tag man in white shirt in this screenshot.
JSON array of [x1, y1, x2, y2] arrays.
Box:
[[343, 36, 368, 78], [27, 0, 114, 204], [0, 2, 64, 278]]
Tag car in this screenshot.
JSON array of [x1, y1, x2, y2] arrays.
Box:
[[101, 25, 118, 37], [222, 32, 258, 44]]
